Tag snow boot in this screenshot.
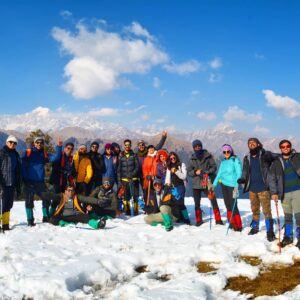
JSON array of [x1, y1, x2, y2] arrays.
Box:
[[227, 210, 234, 229], [2, 212, 10, 229], [26, 208, 35, 227], [233, 214, 243, 232], [181, 209, 191, 225], [49, 206, 55, 217], [162, 213, 173, 231], [213, 208, 224, 225], [279, 224, 293, 248], [42, 207, 49, 223], [265, 219, 275, 242], [195, 209, 203, 226], [248, 220, 259, 235], [123, 200, 131, 216], [296, 227, 300, 250], [58, 220, 74, 226]]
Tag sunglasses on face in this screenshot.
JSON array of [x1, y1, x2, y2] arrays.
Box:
[[66, 147, 73, 150], [8, 141, 17, 145], [91, 145, 98, 148], [35, 142, 44, 145], [124, 143, 131, 147], [223, 151, 231, 154], [280, 145, 291, 150], [103, 181, 110, 185], [170, 157, 176, 160], [139, 143, 145, 147]]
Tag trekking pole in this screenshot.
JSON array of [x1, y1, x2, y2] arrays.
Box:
[[209, 206, 212, 230], [275, 200, 281, 254], [226, 195, 238, 236]]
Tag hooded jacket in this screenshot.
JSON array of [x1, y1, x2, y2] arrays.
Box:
[[73, 151, 93, 184]]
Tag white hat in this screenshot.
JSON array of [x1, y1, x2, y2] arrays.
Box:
[[34, 136, 44, 143], [6, 135, 18, 144]]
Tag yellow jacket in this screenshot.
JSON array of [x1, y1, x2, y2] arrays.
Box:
[[73, 152, 93, 184]]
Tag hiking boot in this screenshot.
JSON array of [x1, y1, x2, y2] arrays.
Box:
[[234, 227, 242, 232], [267, 231, 276, 242], [28, 219, 36, 227], [216, 220, 224, 225], [2, 224, 10, 231], [97, 218, 106, 229], [165, 226, 173, 232], [279, 236, 293, 248], [248, 228, 259, 235], [42, 216, 49, 223], [195, 221, 203, 227]]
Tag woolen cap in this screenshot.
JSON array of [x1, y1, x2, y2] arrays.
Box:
[[6, 135, 18, 144]]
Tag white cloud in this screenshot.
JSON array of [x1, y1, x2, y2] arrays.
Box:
[[163, 60, 201, 75], [124, 101, 131, 106], [209, 57, 222, 69], [263, 89, 300, 118], [191, 90, 200, 97], [52, 22, 169, 99], [224, 106, 262, 123], [88, 108, 119, 117], [60, 10, 72, 18], [127, 21, 154, 40], [153, 77, 161, 89], [197, 112, 216, 121], [254, 126, 270, 135], [208, 73, 222, 83], [156, 117, 167, 123]]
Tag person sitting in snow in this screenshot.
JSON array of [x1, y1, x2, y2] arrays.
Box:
[[88, 177, 118, 218], [144, 178, 181, 231], [42, 185, 106, 229]]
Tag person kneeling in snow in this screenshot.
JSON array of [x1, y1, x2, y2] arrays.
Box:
[[42, 185, 106, 229], [144, 178, 181, 231], [88, 177, 118, 219]]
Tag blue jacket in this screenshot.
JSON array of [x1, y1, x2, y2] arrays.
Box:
[[102, 155, 117, 182], [22, 146, 62, 183], [213, 156, 242, 188]]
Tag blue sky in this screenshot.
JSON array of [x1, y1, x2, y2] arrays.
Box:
[[0, 0, 300, 136]]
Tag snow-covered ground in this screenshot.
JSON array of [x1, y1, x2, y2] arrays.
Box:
[[1, 197, 300, 300]]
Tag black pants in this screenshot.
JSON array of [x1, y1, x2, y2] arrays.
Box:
[[1, 186, 15, 213], [123, 180, 139, 202], [87, 176, 102, 195], [192, 188, 220, 210], [221, 184, 240, 215], [24, 182, 48, 209], [50, 214, 92, 225]]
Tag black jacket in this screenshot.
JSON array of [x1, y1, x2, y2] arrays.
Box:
[[240, 149, 275, 193], [117, 150, 139, 182], [0, 145, 21, 192], [89, 151, 104, 179], [187, 150, 217, 189], [269, 151, 300, 200], [159, 187, 181, 219]]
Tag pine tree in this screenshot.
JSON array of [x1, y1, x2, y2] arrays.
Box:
[[25, 129, 55, 154]]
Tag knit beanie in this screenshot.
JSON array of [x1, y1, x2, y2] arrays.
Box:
[[192, 139, 202, 148], [222, 144, 233, 153]]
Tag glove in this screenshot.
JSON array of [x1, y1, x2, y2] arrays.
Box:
[[237, 178, 246, 184], [146, 175, 152, 180], [233, 187, 239, 198]]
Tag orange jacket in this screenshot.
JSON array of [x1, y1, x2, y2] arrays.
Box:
[[142, 154, 157, 189]]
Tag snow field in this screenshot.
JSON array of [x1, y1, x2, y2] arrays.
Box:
[[0, 197, 300, 300]]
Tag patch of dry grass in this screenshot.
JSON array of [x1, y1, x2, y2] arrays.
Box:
[[135, 265, 149, 273], [226, 261, 300, 298], [196, 261, 219, 273], [239, 256, 262, 266]]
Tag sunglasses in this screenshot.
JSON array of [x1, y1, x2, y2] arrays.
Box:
[[280, 145, 291, 150], [170, 157, 176, 160], [8, 141, 17, 145], [91, 145, 99, 148], [223, 151, 231, 154], [35, 142, 44, 145], [103, 181, 111, 185], [124, 143, 131, 147], [139, 143, 145, 147], [66, 147, 73, 150]]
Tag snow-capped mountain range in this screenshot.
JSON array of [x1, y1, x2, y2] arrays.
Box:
[[0, 106, 299, 156]]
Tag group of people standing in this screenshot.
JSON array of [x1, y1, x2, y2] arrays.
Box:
[[0, 132, 299, 250]]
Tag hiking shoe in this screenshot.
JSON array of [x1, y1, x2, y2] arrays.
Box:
[[28, 219, 36, 227], [165, 226, 173, 232], [195, 221, 203, 227], [216, 220, 224, 225], [2, 224, 10, 231], [279, 236, 293, 248], [267, 232, 276, 242], [248, 228, 259, 235], [234, 227, 243, 232], [42, 216, 49, 223], [97, 218, 106, 229]]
